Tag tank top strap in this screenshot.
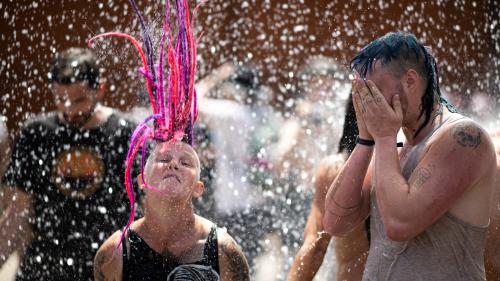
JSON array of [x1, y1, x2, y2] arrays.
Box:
[[202, 224, 219, 274], [421, 115, 452, 142], [121, 230, 132, 281], [402, 115, 464, 179]]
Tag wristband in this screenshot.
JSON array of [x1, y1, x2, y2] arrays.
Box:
[[356, 136, 404, 147], [356, 136, 375, 146]]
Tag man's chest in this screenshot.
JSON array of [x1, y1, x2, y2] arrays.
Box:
[[30, 130, 128, 200]]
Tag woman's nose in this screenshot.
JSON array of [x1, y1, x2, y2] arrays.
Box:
[[167, 160, 179, 170]]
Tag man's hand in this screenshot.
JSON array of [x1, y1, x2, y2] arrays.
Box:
[[351, 78, 373, 141], [353, 77, 403, 141]]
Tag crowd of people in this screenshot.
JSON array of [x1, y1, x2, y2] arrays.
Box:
[[0, 29, 499, 281]]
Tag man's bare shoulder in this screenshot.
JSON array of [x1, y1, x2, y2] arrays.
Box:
[[448, 117, 493, 149], [433, 117, 495, 164], [94, 230, 123, 281], [217, 229, 250, 281]]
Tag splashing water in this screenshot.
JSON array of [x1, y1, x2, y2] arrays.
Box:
[[87, 0, 204, 249]]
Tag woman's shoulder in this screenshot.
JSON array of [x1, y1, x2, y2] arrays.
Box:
[[94, 230, 124, 281]]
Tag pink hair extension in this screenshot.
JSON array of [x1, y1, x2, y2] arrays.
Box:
[[88, 0, 202, 250]]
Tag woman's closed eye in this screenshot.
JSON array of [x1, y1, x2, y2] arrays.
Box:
[[158, 155, 173, 163]]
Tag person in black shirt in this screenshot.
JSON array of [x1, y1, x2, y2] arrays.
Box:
[[0, 47, 136, 280], [93, 140, 250, 281]]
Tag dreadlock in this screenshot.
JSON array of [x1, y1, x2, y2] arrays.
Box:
[[350, 31, 457, 138]]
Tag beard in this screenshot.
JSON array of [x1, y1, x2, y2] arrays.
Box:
[[61, 103, 97, 128], [62, 111, 94, 127]]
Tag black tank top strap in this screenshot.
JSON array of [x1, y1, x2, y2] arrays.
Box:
[[121, 230, 132, 281], [202, 224, 219, 274]]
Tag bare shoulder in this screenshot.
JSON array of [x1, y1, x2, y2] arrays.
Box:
[[217, 229, 250, 281], [433, 117, 496, 166], [316, 154, 346, 191], [446, 118, 494, 153], [94, 230, 123, 281]]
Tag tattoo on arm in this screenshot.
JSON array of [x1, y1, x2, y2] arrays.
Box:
[[223, 243, 250, 281], [452, 123, 482, 149], [411, 165, 432, 189], [94, 252, 107, 281]]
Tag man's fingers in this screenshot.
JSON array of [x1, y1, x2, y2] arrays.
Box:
[[353, 77, 369, 98], [363, 79, 375, 98], [353, 79, 375, 111], [392, 94, 403, 119], [352, 91, 366, 115], [366, 80, 385, 103]]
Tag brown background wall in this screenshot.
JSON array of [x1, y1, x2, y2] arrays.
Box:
[[1, 0, 498, 136]]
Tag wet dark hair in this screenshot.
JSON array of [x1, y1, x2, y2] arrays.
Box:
[[350, 31, 455, 138], [338, 94, 358, 155], [48, 47, 100, 90]]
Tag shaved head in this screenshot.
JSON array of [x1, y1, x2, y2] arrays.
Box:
[[144, 141, 201, 181]]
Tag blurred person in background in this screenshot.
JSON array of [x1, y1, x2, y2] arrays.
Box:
[[197, 63, 282, 278], [464, 91, 500, 281], [0, 47, 137, 281], [270, 56, 351, 279], [287, 94, 370, 281]]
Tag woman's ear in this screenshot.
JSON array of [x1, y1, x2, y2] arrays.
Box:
[[137, 174, 145, 190], [192, 181, 205, 198]]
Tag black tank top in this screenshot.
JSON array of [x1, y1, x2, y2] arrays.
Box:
[[122, 225, 220, 281]]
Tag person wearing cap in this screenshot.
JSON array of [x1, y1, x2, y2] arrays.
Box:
[[0, 47, 137, 280]]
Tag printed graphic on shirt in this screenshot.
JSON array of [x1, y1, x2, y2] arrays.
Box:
[[51, 146, 105, 199]]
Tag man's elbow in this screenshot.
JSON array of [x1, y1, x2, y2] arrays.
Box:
[[323, 214, 339, 235], [323, 214, 352, 237]]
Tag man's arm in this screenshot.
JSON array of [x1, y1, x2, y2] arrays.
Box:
[[323, 80, 374, 236], [287, 156, 341, 281], [93, 231, 123, 281], [0, 186, 33, 268], [218, 232, 250, 281], [323, 144, 373, 236], [374, 120, 496, 241]]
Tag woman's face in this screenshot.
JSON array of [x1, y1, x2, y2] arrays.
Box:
[[143, 141, 202, 201]]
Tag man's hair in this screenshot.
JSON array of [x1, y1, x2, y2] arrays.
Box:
[[338, 94, 358, 155], [350, 32, 442, 137], [48, 47, 100, 90]]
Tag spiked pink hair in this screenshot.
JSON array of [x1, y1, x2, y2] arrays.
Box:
[[88, 0, 204, 249]]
